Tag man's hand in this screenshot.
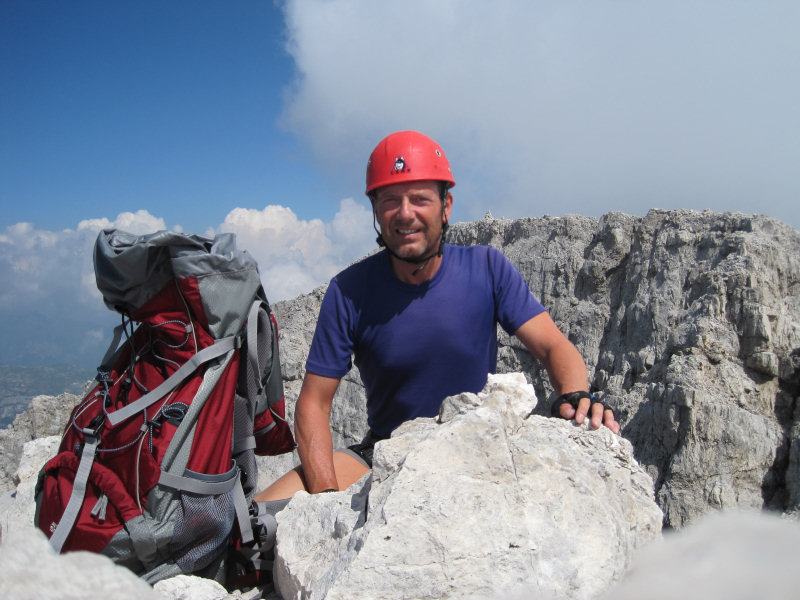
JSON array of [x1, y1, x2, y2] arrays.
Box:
[[514, 314, 620, 434], [557, 396, 620, 434]]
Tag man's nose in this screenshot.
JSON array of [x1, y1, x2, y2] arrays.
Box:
[[397, 197, 413, 219]]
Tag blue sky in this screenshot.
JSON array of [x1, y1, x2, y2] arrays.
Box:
[[1, 0, 799, 368], [1, 1, 343, 232]]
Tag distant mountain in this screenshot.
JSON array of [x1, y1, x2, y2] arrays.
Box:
[[0, 364, 93, 428]]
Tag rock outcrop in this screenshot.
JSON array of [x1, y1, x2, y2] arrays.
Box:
[[273, 209, 800, 527], [453, 209, 800, 526], [0, 392, 81, 495], [0, 435, 60, 537]]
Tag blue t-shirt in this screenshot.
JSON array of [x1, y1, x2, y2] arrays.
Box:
[[305, 244, 546, 437]]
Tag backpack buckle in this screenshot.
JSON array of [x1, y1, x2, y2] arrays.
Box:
[[95, 369, 113, 385], [80, 413, 106, 437]]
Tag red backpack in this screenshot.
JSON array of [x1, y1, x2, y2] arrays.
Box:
[[35, 229, 295, 586]]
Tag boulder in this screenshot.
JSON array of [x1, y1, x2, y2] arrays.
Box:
[[153, 574, 265, 600], [274, 374, 662, 599], [0, 526, 267, 600], [0, 526, 161, 600]]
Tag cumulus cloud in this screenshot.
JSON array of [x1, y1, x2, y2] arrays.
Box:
[[280, 0, 800, 228], [0, 202, 374, 367], [76, 210, 168, 236], [0, 210, 169, 366], [218, 197, 374, 301]]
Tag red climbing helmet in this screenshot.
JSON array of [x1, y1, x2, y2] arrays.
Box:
[[365, 131, 456, 195]]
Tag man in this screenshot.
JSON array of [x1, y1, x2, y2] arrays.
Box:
[[256, 131, 618, 501]]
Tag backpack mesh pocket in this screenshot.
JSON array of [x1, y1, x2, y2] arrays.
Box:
[[169, 473, 237, 572]]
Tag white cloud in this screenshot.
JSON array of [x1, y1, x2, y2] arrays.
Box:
[[326, 197, 378, 266], [280, 0, 800, 228], [218, 197, 374, 301], [1, 210, 182, 366], [77, 210, 167, 235]]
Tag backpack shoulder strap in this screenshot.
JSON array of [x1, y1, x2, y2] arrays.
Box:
[[244, 298, 282, 404], [48, 435, 101, 552]]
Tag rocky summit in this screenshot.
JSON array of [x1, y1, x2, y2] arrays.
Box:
[[275, 208, 800, 526], [1, 209, 799, 599]]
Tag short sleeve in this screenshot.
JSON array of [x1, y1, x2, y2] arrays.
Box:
[[305, 279, 355, 378]]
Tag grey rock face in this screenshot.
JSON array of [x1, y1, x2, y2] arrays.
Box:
[[272, 286, 368, 452], [0, 393, 78, 495], [0, 435, 60, 537], [274, 374, 662, 600], [451, 210, 799, 527], [273, 209, 800, 527]]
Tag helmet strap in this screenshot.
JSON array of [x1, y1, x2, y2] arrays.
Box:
[[372, 206, 449, 269]]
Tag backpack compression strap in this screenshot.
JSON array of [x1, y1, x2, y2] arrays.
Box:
[[105, 335, 240, 427]]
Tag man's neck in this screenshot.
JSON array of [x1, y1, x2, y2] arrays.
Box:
[[389, 252, 443, 284]]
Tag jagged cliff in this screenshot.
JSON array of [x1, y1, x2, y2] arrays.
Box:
[[454, 209, 800, 525], [272, 209, 800, 527]]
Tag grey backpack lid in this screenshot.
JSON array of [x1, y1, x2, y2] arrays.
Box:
[[94, 229, 262, 338]]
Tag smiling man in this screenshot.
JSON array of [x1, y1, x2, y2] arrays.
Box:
[[257, 131, 618, 500]]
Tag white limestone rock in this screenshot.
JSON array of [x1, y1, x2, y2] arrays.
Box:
[[153, 574, 230, 600], [0, 526, 161, 600], [0, 392, 79, 494], [274, 374, 662, 599], [0, 435, 60, 537]]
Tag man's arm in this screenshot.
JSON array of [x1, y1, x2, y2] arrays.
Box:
[[294, 372, 342, 492], [514, 312, 619, 433]]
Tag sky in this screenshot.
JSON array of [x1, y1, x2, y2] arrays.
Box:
[[1, 0, 799, 368]]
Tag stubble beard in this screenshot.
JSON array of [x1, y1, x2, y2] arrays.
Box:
[[387, 225, 442, 263]]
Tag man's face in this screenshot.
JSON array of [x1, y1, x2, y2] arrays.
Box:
[[373, 180, 452, 262]]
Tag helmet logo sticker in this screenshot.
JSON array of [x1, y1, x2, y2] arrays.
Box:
[[392, 155, 408, 174]]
